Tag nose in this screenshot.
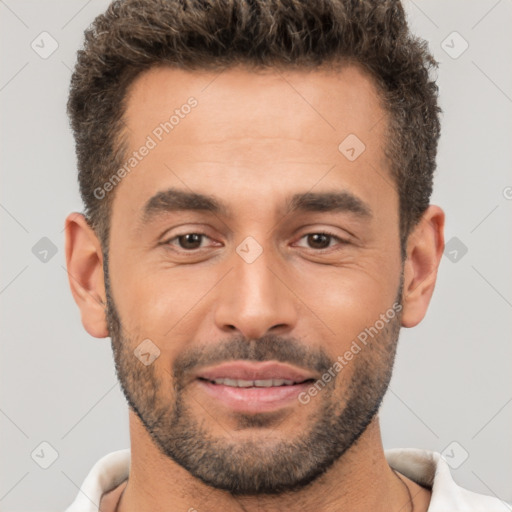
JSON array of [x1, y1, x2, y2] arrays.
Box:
[[213, 244, 299, 340]]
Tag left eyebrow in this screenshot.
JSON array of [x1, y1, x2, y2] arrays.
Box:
[[285, 191, 372, 219]]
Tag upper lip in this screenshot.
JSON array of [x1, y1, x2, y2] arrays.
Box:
[[195, 361, 316, 383]]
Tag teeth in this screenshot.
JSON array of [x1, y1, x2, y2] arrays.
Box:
[[211, 378, 297, 387], [235, 379, 253, 387], [254, 379, 273, 387]]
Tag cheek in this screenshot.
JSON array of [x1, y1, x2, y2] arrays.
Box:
[[297, 263, 400, 344], [111, 262, 221, 343]]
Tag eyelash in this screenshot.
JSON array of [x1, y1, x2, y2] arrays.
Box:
[[163, 231, 349, 253]]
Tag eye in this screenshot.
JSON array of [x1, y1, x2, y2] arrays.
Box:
[[295, 231, 349, 251], [162, 231, 348, 253], [164, 233, 215, 251]]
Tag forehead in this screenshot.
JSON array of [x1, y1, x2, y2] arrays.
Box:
[[123, 63, 385, 147], [111, 64, 393, 229]]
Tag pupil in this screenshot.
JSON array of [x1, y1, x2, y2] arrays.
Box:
[[180, 233, 201, 249], [309, 233, 329, 249]]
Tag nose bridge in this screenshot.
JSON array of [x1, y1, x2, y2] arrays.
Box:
[[213, 237, 297, 338]]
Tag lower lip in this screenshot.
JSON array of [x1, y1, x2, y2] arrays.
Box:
[[196, 379, 312, 413]]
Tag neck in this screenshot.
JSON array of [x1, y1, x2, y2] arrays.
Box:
[[115, 412, 430, 512]]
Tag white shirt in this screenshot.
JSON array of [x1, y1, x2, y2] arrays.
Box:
[[64, 448, 510, 511]]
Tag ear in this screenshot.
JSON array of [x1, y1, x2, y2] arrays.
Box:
[[401, 205, 445, 328], [64, 212, 109, 338]]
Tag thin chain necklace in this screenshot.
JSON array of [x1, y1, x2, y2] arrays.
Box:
[[113, 472, 415, 512], [394, 469, 414, 512]]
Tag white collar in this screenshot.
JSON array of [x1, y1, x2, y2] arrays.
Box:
[[65, 448, 509, 511]]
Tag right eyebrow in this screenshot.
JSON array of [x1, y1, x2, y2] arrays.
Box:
[[140, 188, 230, 227]]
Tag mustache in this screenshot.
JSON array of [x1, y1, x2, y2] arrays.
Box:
[[173, 333, 334, 383]]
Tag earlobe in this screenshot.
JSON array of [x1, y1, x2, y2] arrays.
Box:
[[401, 205, 445, 328], [64, 212, 109, 338]]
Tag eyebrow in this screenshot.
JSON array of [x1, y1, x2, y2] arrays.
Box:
[[285, 191, 372, 218], [140, 187, 372, 226], [141, 188, 229, 225]]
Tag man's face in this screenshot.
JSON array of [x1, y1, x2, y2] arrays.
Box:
[[105, 65, 404, 494]]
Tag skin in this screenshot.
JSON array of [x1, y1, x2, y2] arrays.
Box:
[[65, 64, 444, 512]]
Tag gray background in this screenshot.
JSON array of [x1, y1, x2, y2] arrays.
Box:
[[1, 0, 511, 510]]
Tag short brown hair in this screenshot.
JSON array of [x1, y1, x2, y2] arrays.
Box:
[[67, 0, 440, 256]]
